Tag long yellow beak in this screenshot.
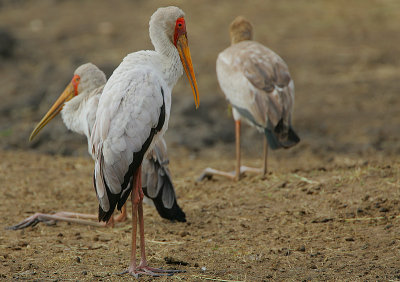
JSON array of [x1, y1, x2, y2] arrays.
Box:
[[176, 34, 200, 109], [29, 82, 75, 141]]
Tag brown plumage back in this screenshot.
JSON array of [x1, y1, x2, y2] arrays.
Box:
[[229, 16, 253, 45]]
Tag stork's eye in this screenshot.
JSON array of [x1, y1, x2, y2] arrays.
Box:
[[174, 17, 186, 46], [72, 74, 81, 96]]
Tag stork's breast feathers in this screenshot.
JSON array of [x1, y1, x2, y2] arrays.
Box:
[[93, 68, 169, 198]]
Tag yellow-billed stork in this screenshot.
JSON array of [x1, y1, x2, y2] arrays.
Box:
[[199, 16, 299, 181], [9, 63, 186, 231], [90, 7, 199, 276]]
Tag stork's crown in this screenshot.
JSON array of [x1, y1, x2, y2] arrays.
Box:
[[229, 16, 253, 45], [74, 63, 106, 95], [149, 6, 185, 53]]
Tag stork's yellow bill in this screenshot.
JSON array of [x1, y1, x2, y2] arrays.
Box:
[[29, 75, 80, 141], [174, 17, 200, 109]]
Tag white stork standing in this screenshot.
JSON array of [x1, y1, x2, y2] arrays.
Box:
[[90, 7, 199, 277], [199, 16, 299, 181], [8, 63, 186, 230]]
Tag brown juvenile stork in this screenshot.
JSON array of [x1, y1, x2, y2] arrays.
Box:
[[199, 16, 299, 181], [8, 63, 186, 230], [90, 6, 199, 277]]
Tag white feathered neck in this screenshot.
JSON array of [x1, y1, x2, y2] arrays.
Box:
[[148, 6, 185, 88], [61, 63, 106, 145]]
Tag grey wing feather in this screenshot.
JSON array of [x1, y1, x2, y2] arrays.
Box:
[[141, 137, 186, 222], [143, 138, 173, 206], [217, 41, 299, 149], [142, 149, 160, 198], [241, 43, 294, 129], [241, 45, 300, 148], [153, 138, 174, 209]]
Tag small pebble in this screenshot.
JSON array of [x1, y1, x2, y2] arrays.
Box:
[[180, 231, 190, 237], [297, 245, 306, 252]]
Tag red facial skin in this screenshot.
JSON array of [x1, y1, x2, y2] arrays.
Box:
[[72, 74, 80, 95], [174, 17, 187, 46]]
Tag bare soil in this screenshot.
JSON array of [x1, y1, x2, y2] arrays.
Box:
[[0, 0, 400, 281], [0, 150, 399, 281]]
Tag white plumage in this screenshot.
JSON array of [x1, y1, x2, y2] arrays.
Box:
[[91, 49, 175, 215], [61, 63, 106, 153], [64, 63, 185, 222], [9, 62, 186, 231], [90, 6, 199, 276]]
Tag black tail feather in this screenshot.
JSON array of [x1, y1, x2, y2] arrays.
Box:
[[142, 163, 186, 222], [286, 126, 300, 147], [265, 128, 282, 150], [143, 186, 186, 222], [265, 119, 300, 150], [94, 173, 120, 222], [117, 177, 133, 212], [155, 198, 186, 222]]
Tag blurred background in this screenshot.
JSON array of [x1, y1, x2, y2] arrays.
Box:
[[0, 0, 399, 160]]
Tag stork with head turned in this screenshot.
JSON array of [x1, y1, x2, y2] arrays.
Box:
[[199, 16, 300, 181], [90, 6, 199, 277], [8, 63, 186, 230]]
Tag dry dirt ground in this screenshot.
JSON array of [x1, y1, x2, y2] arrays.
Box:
[[0, 0, 400, 281], [0, 150, 399, 281]]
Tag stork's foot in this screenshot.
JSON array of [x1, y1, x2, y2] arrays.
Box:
[[239, 166, 263, 174], [119, 265, 180, 278], [113, 212, 127, 223], [119, 269, 165, 278], [239, 166, 268, 178], [197, 167, 236, 181], [7, 208, 131, 230], [7, 213, 55, 230], [114, 203, 128, 222], [7, 212, 107, 230], [197, 166, 267, 182], [138, 263, 184, 274]]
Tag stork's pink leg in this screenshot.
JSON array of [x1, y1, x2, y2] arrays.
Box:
[[198, 120, 269, 181], [127, 172, 139, 277], [136, 168, 181, 275], [125, 167, 167, 277], [263, 135, 268, 176], [238, 135, 268, 176], [197, 120, 240, 181], [234, 120, 241, 181], [114, 204, 128, 222]]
